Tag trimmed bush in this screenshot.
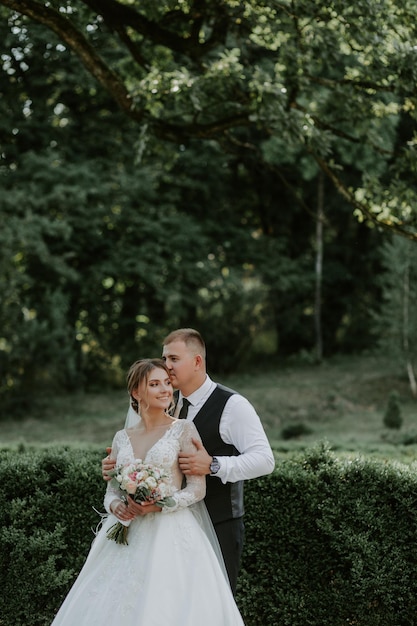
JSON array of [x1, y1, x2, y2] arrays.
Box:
[[383, 391, 403, 430], [281, 421, 313, 440], [239, 443, 417, 625], [0, 446, 104, 626], [2, 444, 417, 625]]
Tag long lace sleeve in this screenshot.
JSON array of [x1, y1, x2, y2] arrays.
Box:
[[161, 421, 206, 514], [103, 431, 123, 514]]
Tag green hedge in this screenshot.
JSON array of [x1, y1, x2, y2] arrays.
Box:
[[240, 445, 417, 625], [2, 444, 417, 625], [0, 446, 103, 626]]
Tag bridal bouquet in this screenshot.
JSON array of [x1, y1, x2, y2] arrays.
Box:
[[106, 460, 176, 544]]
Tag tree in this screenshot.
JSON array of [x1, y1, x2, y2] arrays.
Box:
[[376, 235, 417, 397], [0, 0, 416, 239], [1, 0, 417, 409], [314, 172, 324, 362]]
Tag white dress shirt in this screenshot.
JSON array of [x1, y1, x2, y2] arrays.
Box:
[[177, 375, 275, 484]]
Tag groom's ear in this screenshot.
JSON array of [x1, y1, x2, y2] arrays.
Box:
[[194, 354, 204, 369]]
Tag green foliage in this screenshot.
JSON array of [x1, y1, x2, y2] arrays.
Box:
[[240, 444, 417, 625], [0, 447, 104, 626], [1, 0, 417, 412], [3, 445, 417, 625], [383, 390, 403, 430]]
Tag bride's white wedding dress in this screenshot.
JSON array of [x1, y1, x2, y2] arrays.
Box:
[[51, 419, 245, 626]]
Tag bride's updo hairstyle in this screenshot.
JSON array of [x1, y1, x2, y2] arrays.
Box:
[[127, 358, 170, 414]]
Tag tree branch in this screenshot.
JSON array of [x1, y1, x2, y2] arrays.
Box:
[[82, 0, 196, 55], [81, 0, 227, 58], [0, 0, 250, 140], [0, 0, 139, 119], [315, 155, 417, 242], [292, 102, 395, 156]]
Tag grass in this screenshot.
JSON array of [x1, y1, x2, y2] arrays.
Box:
[[1, 353, 417, 462]]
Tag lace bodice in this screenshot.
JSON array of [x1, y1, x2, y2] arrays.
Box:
[[104, 419, 206, 514]]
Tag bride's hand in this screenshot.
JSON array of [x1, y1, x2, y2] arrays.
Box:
[[111, 500, 135, 522], [127, 499, 162, 517]]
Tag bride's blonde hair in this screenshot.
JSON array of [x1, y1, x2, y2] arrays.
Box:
[[127, 358, 171, 414]]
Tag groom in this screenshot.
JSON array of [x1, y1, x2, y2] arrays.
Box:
[[102, 328, 275, 593]]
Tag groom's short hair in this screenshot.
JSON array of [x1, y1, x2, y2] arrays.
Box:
[[163, 328, 206, 359]]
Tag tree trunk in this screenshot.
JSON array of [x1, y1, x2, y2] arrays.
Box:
[[402, 244, 417, 397], [314, 173, 324, 363]]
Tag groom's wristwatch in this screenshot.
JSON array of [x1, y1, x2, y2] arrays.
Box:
[[210, 456, 220, 475]]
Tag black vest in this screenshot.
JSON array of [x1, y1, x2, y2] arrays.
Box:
[[178, 384, 244, 524]]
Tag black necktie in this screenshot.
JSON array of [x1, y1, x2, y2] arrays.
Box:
[[178, 398, 190, 419]]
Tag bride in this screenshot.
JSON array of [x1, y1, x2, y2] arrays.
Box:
[[51, 358, 245, 626]]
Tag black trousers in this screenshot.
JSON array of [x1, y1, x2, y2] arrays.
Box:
[[214, 517, 245, 595]]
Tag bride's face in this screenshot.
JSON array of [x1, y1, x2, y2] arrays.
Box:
[[137, 367, 173, 412]]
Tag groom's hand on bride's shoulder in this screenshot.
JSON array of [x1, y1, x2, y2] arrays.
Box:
[[102, 447, 115, 481]]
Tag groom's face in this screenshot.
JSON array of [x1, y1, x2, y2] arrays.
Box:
[[162, 340, 197, 392]]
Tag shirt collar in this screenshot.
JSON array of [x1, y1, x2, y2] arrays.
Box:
[[179, 375, 215, 406]]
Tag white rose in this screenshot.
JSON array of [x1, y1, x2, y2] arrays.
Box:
[[145, 476, 157, 489]]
